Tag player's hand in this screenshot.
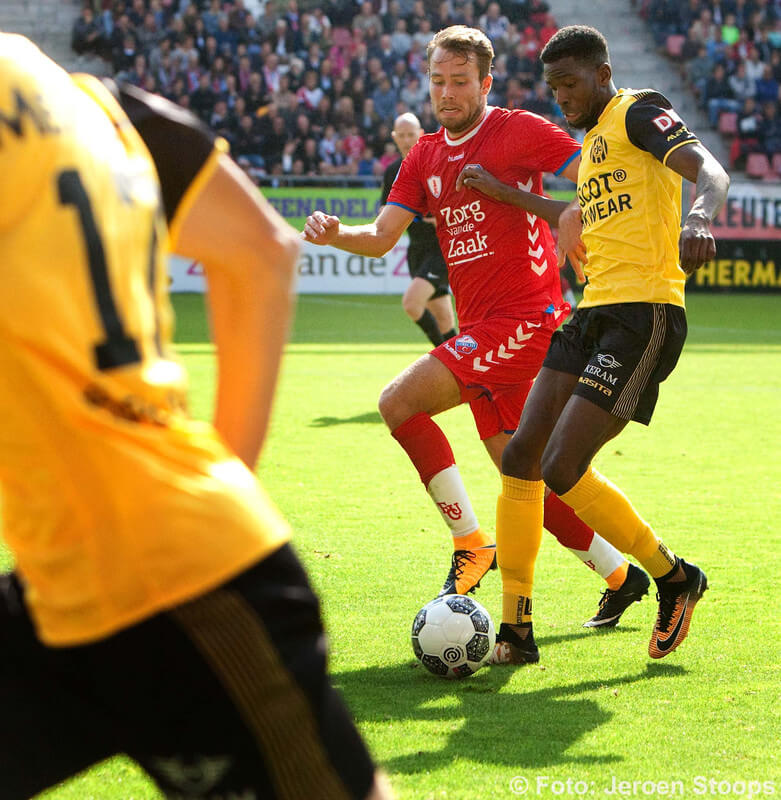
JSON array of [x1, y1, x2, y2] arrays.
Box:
[[302, 211, 340, 245], [679, 214, 716, 275], [556, 204, 587, 282], [455, 165, 506, 201]]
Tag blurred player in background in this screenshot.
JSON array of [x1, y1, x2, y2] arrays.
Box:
[[304, 26, 649, 628], [0, 33, 390, 800], [457, 25, 729, 664], [381, 111, 457, 347]]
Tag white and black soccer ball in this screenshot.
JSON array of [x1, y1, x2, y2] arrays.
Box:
[[410, 594, 496, 679]]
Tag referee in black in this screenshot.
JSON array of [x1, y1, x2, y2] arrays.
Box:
[[380, 112, 457, 346]]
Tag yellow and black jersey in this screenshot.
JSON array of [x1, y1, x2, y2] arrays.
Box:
[[0, 34, 289, 646], [577, 89, 699, 309]]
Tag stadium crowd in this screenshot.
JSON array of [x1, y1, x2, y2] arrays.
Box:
[[71, 0, 563, 181], [641, 0, 781, 174]]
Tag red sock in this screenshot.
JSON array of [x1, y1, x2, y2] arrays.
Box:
[[543, 492, 595, 550], [391, 412, 455, 487]]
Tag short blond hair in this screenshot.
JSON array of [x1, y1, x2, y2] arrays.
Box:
[[426, 25, 494, 81]]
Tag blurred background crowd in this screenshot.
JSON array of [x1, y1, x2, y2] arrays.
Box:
[[641, 0, 781, 174], [71, 0, 781, 181]]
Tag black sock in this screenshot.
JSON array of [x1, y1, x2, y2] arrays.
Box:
[[442, 327, 457, 341], [415, 309, 443, 346]]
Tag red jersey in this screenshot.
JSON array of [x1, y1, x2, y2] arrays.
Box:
[[387, 106, 580, 328]]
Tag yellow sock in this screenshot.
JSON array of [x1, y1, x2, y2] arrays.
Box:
[[497, 475, 544, 624], [453, 527, 492, 551], [605, 561, 629, 591], [559, 467, 677, 578]]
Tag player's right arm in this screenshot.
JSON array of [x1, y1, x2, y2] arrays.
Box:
[[301, 203, 414, 257]]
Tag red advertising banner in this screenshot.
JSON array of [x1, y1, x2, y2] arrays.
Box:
[[698, 181, 781, 240]]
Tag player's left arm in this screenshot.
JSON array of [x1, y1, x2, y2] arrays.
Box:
[[625, 93, 730, 275], [455, 157, 587, 279], [455, 165, 570, 225], [665, 143, 730, 275], [119, 81, 299, 470]]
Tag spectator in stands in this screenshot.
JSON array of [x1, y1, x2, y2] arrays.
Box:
[[705, 62, 740, 126], [398, 72, 424, 108], [262, 112, 289, 171], [760, 100, 781, 157], [690, 8, 718, 45], [72, 4, 104, 57], [391, 19, 413, 56], [721, 12, 741, 45], [756, 64, 780, 104], [523, 79, 560, 122], [736, 96, 764, 161], [685, 44, 714, 101], [481, 2, 511, 45], [352, 2, 382, 38], [648, 0, 681, 46], [744, 45, 767, 84], [372, 75, 398, 124], [190, 70, 218, 123], [729, 61, 758, 105], [297, 69, 324, 110]]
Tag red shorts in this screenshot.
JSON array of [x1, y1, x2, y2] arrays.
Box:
[[432, 314, 556, 440]]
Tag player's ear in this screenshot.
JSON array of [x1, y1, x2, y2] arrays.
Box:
[[481, 73, 493, 97], [597, 62, 612, 87]]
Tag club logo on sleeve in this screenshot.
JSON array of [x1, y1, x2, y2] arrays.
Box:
[[651, 109, 682, 132], [427, 175, 442, 198], [590, 135, 608, 164], [454, 334, 478, 354]]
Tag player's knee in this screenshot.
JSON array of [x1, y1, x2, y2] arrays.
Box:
[[378, 383, 408, 428], [500, 434, 538, 479], [401, 294, 424, 319], [540, 446, 583, 496]]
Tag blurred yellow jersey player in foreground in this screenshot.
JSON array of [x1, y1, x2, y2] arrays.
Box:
[[0, 34, 390, 800]]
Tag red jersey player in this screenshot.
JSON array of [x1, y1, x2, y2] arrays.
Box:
[[302, 26, 650, 631]]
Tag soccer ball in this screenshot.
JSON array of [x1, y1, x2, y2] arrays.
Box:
[[410, 594, 496, 679]]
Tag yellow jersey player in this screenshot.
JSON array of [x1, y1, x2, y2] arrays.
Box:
[[0, 33, 390, 800], [456, 25, 729, 664]]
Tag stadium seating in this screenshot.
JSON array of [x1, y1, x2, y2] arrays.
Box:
[[717, 111, 738, 136], [745, 152, 771, 179]]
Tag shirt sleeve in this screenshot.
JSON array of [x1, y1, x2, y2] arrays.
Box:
[[508, 111, 581, 175], [625, 92, 699, 165], [113, 81, 218, 224], [386, 146, 427, 217]]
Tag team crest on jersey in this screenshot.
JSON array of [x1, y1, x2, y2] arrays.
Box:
[[427, 175, 442, 198], [454, 335, 478, 354], [590, 135, 608, 164]]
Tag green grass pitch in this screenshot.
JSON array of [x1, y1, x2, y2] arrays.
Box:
[[8, 292, 780, 799]]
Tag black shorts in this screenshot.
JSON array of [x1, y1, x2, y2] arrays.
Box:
[[543, 302, 687, 425], [0, 545, 375, 800], [408, 246, 450, 299]]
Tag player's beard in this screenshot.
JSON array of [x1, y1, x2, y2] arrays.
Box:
[[436, 98, 486, 136]]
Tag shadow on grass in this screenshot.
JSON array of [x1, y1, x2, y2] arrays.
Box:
[[310, 411, 383, 427], [334, 661, 685, 771]]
